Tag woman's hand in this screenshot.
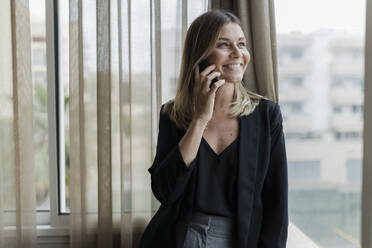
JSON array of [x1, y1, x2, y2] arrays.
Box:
[[193, 64, 226, 124]]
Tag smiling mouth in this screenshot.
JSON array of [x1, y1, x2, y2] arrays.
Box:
[[223, 64, 243, 70]]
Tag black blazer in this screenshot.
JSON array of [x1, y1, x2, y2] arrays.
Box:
[[139, 98, 288, 248]]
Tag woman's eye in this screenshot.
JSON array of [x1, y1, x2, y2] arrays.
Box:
[[218, 43, 228, 47], [217, 42, 245, 48]]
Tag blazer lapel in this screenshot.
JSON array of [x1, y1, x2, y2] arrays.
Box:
[[236, 111, 259, 247]]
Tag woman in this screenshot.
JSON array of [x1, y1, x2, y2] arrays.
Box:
[[140, 9, 288, 248]]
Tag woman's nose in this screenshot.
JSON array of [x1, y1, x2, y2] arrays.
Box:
[[230, 44, 242, 57]]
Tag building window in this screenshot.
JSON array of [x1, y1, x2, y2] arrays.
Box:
[[288, 160, 321, 183], [32, 47, 47, 66], [346, 159, 362, 185]]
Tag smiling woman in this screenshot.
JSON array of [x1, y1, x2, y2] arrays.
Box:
[[140, 9, 288, 248], [162, 10, 263, 132]]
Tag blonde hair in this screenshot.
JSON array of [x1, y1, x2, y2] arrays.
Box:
[[163, 9, 264, 130]]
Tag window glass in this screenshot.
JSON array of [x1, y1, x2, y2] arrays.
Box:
[[288, 161, 321, 182], [0, 0, 15, 214], [276, 0, 365, 246], [30, 0, 50, 211], [58, 0, 70, 213]]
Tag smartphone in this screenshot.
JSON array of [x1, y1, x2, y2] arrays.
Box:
[[199, 59, 219, 88]]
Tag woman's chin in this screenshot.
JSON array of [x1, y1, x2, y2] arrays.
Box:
[[224, 77, 243, 84], [221, 74, 243, 84]]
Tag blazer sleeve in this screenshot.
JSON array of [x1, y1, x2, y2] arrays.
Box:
[[148, 104, 197, 206], [258, 103, 289, 248]]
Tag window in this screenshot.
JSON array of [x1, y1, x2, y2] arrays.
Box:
[[290, 49, 304, 60], [288, 161, 321, 183], [333, 105, 342, 113], [289, 77, 303, 86], [276, 0, 365, 246], [281, 101, 304, 115], [346, 159, 362, 185], [57, 0, 70, 215], [32, 47, 47, 66], [30, 0, 50, 225], [335, 131, 362, 140], [352, 105, 362, 114]]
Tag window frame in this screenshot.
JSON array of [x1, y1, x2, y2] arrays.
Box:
[[45, 0, 69, 228], [362, 0, 372, 246]]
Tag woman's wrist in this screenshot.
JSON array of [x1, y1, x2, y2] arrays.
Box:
[[191, 117, 209, 130]]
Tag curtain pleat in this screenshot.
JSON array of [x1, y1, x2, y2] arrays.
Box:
[[69, 0, 87, 247], [150, 0, 162, 214], [96, 0, 113, 247], [119, 0, 133, 246], [181, 0, 188, 46], [211, 0, 279, 103], [110, 0, 123, 245], [10, 0, 36, 247], [0, 0, 13, 246]]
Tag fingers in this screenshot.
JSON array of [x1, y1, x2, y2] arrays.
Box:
[[204, 71, 221, 91], [210, 79, 225, 93], [200, 64, 216, 77], [194, 63, 222, 93], [194, 64, 216, 84], [206, 71, 221, 80], [194, 64, 200, 82]]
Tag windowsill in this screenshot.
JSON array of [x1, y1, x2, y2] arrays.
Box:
[[37, 225, 69, 236], [37, 225, 69, 246], [4, 225, 69, 236]]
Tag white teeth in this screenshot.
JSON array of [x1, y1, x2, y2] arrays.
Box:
[[226, 64, 241, 69]]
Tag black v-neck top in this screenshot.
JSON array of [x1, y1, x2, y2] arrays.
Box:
[[194, 136, 240, 218]]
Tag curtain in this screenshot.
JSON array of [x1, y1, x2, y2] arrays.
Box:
[[68, 0, 208, 247], [0, 0, 37, 248], [211, 0, 279, 103]]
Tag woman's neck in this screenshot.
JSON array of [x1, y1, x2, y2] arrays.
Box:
[[213, 82, 235, 114]]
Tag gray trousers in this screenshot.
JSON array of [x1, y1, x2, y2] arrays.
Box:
[[183, 212, 236, 248]]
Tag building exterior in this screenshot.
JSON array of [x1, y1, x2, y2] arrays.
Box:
[[278, 30, 364, 247]]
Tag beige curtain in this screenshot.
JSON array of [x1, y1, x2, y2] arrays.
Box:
[[69, 0, 142, 246], [211, 0, 279, 103], [0, 0, 37, 248], [68, 0, 208, 247]]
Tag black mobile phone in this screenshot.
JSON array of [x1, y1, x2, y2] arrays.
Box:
[[199, 59, 219, 88]]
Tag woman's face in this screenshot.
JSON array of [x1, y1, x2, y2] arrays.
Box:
[[207, 22, 250, 83]]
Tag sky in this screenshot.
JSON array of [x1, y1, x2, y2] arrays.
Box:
[[275, 0, 366, 34]]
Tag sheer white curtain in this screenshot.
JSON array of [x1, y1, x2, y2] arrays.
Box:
[[0, 0, 36, 247], [68, 0, 207, 247], [0, 0, 206, 247]]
